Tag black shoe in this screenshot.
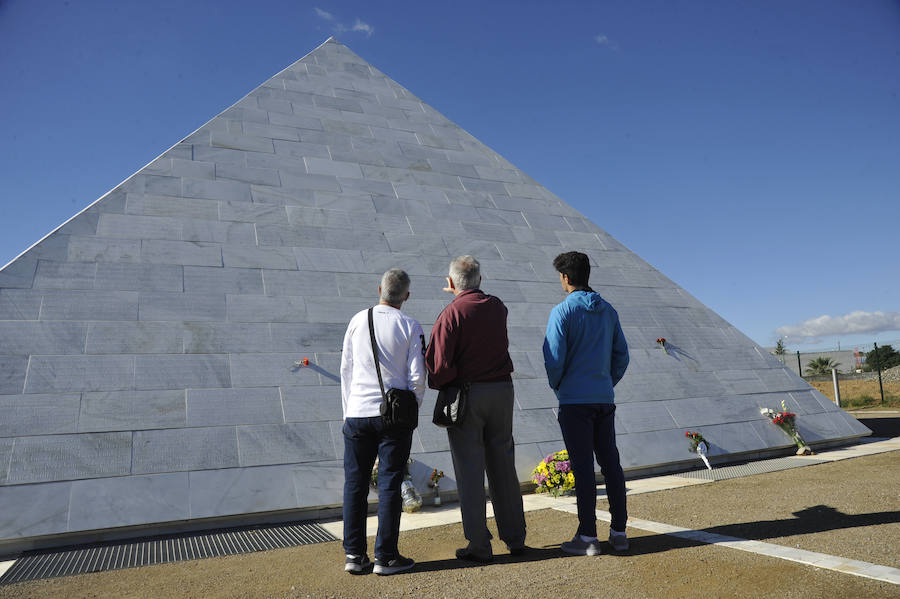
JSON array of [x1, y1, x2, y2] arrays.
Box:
[[455, 547, 494, 563], [344, 554, 372, 574], [374, 555, 415, 576], [508, 545, 527, 556]]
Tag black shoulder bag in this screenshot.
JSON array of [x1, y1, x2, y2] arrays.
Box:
[[432, 382, 470, 428], [368, 307, 418, 432]]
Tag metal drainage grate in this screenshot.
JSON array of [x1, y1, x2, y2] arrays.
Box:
[[676, 456, 830, 482], [0, 521, 337, 586]]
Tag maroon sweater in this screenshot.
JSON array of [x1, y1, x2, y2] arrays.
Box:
[[425, 289, 514, 389]]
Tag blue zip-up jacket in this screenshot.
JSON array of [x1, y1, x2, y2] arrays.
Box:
[[543, 290, 629, 404]]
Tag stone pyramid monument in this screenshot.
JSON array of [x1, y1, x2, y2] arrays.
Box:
[[0, 38, 869, 551]]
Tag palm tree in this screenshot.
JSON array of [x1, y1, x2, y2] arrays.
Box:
[[805, 357, 839, 376]]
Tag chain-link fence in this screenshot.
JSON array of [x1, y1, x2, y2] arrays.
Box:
[[770, 339, 900, 409]]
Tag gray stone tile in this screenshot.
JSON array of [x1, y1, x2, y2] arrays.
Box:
[[98, 213, 182, 240], [187, 387, 284, 427], [219, 201, 289, 225], [134, 427, 240, 474], [211, 131, 275, 154], [215, 163, 281, 186], [184, 322, 271, 353], [25, 355, 134, 393], [139, 292, 226, 322], [227, 295, 307, 323], [94, 263, 183, 292], [291, 462, 344, 507], [614, 401, 677, 434], [126, 193, 219, 220], [189, 465, 298, 519], [281, 385, 342, 422], [0, 259, 35, 288], [237, 422, 336, 466], [183, 219, 257, 246], [135, 354, 230, 390], [335, 272, 381, 298], [0, 322, 87, 356], [68, 237, 142, 263], [79, 390, 186, 432], [513, 378, 556, 410], [6, 432, 132, 484], [0, 289, 42, 320], [293, 248, 366, 273], [183, 177, 252, 203], [230, 352, 320, 387], [0, 393, 80, 437], [263, 270, 339, 297], [141, 240, 223, 267], [184, 266, 264, 295], [0, 482, 71, 538], [285, 206, 351, 229], [270, 322, 347, 353], [33, 261, 96, 290], [223, 246, 298, 270], [513, 409, 562, 444], [41, 291, 138, 320], [86, 322, 183, 354], [69, 473, 190, 531], [280, 171, 341, 193], [272, 138, 331, 161]]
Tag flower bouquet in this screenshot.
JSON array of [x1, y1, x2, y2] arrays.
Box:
[[531, 450, 576, 497], [685, 431, 712, 470], [428, 469, 445, 506], [656, 337, 669, 355], [760, 401, 813, 455]]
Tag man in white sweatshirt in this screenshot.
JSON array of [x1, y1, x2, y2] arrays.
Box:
[[340, 268, 426, 576]]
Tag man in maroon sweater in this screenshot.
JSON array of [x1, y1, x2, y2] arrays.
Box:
[[425, 255, 527, 562]]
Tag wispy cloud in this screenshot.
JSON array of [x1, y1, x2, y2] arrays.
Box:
[[352, 19, 374, 37], [313, 8, 373, 37], [314, 7, 334, 21], [593, 33, 619, 51], [776, 311, 900, 340]]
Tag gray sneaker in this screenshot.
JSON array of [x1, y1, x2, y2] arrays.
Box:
[[374, 555, 415, 576], [561, 535, 602, 556], [608, 532, 629, 552], [344, 554, 372, 574]]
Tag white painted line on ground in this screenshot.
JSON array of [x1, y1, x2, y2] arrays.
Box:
[[547, 502, 900, 586], [0, 560, 15, 579]]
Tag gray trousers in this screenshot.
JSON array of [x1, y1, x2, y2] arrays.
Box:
[[447, 381, 526, 557]]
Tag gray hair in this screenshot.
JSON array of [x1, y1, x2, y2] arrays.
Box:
[[380, 268, 410, 304], [449, 255, 481, 290]]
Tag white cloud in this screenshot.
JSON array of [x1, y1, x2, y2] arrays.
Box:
[[593, 33, 618, 50], [313, 9, 373, 37], [352, 19, 374, 37], [776, 311, 900, 340], [314, 7, 335, 21]]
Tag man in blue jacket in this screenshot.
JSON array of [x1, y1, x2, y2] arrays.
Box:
[[543, 251, 630, 555]]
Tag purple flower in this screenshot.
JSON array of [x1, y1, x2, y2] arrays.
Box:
[[556, 460, 570, 473], [535, 473, 548, 484]]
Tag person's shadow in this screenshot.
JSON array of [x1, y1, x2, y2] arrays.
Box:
[[622, 504, 900, 557], [412, 505, 900, 570]]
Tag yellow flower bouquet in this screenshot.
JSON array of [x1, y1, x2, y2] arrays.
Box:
[[531, 450, 576, 497]]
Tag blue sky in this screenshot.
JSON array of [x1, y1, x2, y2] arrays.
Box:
[[1, 0, 898, 353]]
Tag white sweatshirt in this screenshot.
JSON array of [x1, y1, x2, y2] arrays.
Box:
[[340, 304, 426, 419]]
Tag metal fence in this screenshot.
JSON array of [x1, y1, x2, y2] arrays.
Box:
[[771, 339, 900, 408]]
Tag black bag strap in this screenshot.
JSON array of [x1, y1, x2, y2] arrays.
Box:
[[368, 307, 388, 402]]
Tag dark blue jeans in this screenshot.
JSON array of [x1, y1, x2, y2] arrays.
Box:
[[557, 403, 627, 537], [342, 416, 413, 561]]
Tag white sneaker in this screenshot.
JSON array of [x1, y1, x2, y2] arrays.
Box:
[[344, 554, 372, 574]]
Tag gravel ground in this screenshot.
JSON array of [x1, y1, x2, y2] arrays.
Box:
[[2, 450, 897, 599]]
